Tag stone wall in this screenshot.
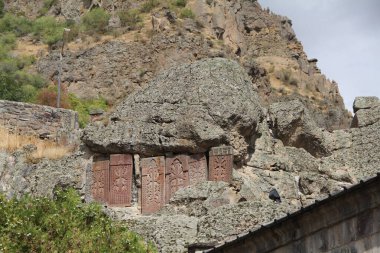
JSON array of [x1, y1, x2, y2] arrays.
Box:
[[205, 174, 380, 253], [0, 100, 79, 144]]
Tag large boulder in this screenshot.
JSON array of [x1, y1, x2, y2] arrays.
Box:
[[83, 58, 264, 158], [268, 100, 330, 158]]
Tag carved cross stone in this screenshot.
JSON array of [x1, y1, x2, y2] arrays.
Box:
[[208, 146, 233, 183], [141, 156, 165, 214], [165, 155, 189, 203]]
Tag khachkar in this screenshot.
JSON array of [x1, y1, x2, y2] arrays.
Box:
[[208, 146, 234, 183], [141, 156, 165, 214], [109, 154, 133, 207], [165, 155, 190, 203], [188, 154, 208, 185], [91, 160, 110, 204]]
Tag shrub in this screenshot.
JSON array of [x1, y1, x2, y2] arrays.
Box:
[[69, 94, 108, 128], [0, 0, 4, 18], [173, 0, 187, 7], [0, 65, 46, 102], [0, 32, 17, 51], [118, 9, 143, 29], [36, 84, 71, 109], [0, 189, 156, 252], [0, 13, 32, 36], [179, 8, 195, 19], [81, 8, 110, 34], [32, 16, 66, 46], [38, 0, 58, 16], [140, 0, 160, 13]]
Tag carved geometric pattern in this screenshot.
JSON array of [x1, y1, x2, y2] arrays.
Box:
[[141, 156, 165, 214], [91, 160, 109, 203], [109, 154, 133, 207], [165, 155, 189, 203], [188, 154, 208, 185], [209, 146, 233, 183]]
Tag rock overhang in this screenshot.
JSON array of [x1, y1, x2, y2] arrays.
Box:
[[82, 58, 264, 159]]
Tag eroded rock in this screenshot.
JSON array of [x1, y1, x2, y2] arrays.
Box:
[[83, 58, 264, 159]]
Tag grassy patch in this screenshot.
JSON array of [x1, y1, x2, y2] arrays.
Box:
[[0, 127, 73, 161], [140, 0, 160, 13], [69, 94, 108, 128], [179, 8, 195, 19], [118, 9, 143, 30]]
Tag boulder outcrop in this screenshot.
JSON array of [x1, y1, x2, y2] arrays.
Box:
[[83, 58, 264, 159]]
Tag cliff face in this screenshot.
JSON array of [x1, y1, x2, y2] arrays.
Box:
[[5, 0, 351, 130]]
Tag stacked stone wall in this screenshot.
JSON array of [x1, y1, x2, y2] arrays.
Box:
[[0, 100, 79, 144]]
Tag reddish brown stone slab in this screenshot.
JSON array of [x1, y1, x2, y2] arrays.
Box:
[[208, 146, 233, 182], [110, 154, 132, 166], [91, 160, 110, 203], [188, 154, 208, 185], [141, 156, 165, 214], [165, 155, 189, 203], [109, 154, 133, 207]]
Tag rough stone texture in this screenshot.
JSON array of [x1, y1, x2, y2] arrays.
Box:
[[29, 0, 351, 131], [269, 99, 330, 158], [353, 96, 379, 113], [351, 104, 380, 128], [0, 100, 79, 145], [0, 150, 88, 199], [83, 58, 264, 158], [125, 215, 199, 253]]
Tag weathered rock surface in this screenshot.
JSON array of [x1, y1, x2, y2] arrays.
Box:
[[353, 96, 379, 113], [0, 150, 88, 198], [31, 0, 351, 131], [269, 99, 330, 158], [83, 58, 264, 158], [116, 97, 378, 253]]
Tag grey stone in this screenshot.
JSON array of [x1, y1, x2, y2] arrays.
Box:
[[83, 58, 264, 159], [353, 96, 379, 113], [269, 100, 330, 158], [351, 104, 380, 128]]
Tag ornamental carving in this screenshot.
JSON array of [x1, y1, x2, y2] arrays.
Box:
[[91, 160, 109, 203], [209, 146, 233, 183], [141, 157, 165, 214], [188, 154, 208, 185], [165, 155, 189, 203], [109, 154, 133, 206]]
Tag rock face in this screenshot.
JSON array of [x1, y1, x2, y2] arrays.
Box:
[[83, 58, 264, 158], [33, 0, 351, 131], [114, 97, 378, 253], [0, 150, 88, 199]]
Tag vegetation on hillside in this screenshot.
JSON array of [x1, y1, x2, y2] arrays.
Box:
[[0, 1, 195, 126], [0, 188, 156, 252]]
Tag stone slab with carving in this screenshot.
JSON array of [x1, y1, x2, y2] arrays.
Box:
[[109, 154, 133, 207], [208, 146, 234, 183], [141, 156, 165, 214], [165, 155, 189, 203]]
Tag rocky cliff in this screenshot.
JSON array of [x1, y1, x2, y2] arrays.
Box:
[[4, 0, 351, 130]]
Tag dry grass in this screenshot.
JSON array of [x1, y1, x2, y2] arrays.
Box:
[[0, 127, 73, 162]]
